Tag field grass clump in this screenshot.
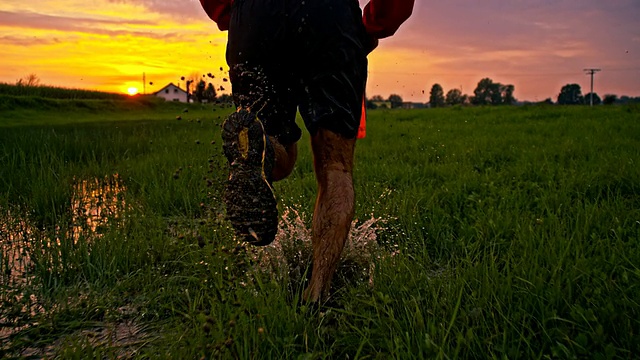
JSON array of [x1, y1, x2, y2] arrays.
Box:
[[0, 103, 639, 358]]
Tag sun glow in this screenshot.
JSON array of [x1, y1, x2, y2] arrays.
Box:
[[127, 87, 138, 96]]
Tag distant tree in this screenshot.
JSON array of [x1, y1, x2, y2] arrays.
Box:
[[557, 84, 584, 105], [180, 77, 194, 102], [205, 82, 217, 102], [16, 73, 40, 87], [616, 95, 640, 104], [388, 94, 403, 108], [429, 83, 445, 108], [365, 99, 378, 109], [538, 98, 554, 105], [188, 72, 203, 90], [501, 84, 516, 105], [614, 95, 640, 104], [472, 78, 498, 105], [583, 92, 601, 106], [194, 80, 206, 103], [370, 95, 384, 102], [603, 94, 617, 105], [471, 78, 516, 105], [217, 94, 233, 104], [472, 78, 491, 105], [182, 72, 204, 102], [445, 88, 464, 106]]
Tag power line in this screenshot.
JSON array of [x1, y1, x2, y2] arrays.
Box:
[[583, 68, 601, 106]]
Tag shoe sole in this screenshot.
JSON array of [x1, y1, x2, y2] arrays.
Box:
[[222, 111, 277, 246]]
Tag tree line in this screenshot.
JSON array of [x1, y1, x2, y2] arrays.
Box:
[[553, 84, 640, 105], [179, 74, 220, 104], [367, 78, 639, 108], [9, 73, 638, 107], [367, 77, 516, 109]]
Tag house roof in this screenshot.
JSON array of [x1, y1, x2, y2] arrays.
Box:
[[154, 82, 187, 95]]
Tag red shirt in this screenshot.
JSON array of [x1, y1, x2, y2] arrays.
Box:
[[200, 0, 414, 38]]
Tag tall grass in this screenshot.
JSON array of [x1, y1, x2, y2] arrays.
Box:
[[0, 83, 127, 100], [1, 103, 639, 358]]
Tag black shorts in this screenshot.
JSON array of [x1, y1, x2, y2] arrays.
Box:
[[226, 0, 368, 145]]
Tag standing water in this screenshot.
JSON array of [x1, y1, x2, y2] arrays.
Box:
[[1, 174, 127, 341], [1, 174, 126, 285]]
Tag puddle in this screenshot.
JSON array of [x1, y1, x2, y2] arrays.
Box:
[[1, 174, 127, 346], [1, 174, 127, 287], [70, 174, 127, 240], [1, 209, 35, 286], [11, 319, 153, 359]]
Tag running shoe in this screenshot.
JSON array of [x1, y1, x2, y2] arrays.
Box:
[[222, 109, 277, 246]]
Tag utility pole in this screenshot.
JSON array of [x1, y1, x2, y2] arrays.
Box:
[[583, 68, 601, 106]]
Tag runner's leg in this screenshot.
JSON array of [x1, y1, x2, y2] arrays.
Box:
[[223, 0, 302, 245], [293, 0, 367, 301], [271, 138, 297, 181], [303, 129, 356, 302]]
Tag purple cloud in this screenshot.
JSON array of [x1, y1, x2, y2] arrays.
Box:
[[106, 0, 206, 20], [0, 35, 62, 46], [0, 10, 193, 40]]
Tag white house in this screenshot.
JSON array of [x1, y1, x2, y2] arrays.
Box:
[[154, 83, 188, 102]]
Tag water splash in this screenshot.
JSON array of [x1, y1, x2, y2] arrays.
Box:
[[250, 206, 395, 289]]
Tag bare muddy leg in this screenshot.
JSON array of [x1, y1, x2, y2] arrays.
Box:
[[270, 136, 297, 181], [303, 128, 356, 302]]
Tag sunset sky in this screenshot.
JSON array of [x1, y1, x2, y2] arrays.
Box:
[[1, 0, 638, 102]]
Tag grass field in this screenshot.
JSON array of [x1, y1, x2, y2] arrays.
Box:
[[1, 97, 639, 358], [0, 83, 128, 100]]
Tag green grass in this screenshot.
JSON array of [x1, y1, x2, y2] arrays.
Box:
[[1, 101, 639, 358], [0, 83, 128, 100]]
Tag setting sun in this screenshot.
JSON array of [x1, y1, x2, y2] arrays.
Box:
[[127, 87, 139, 96]]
